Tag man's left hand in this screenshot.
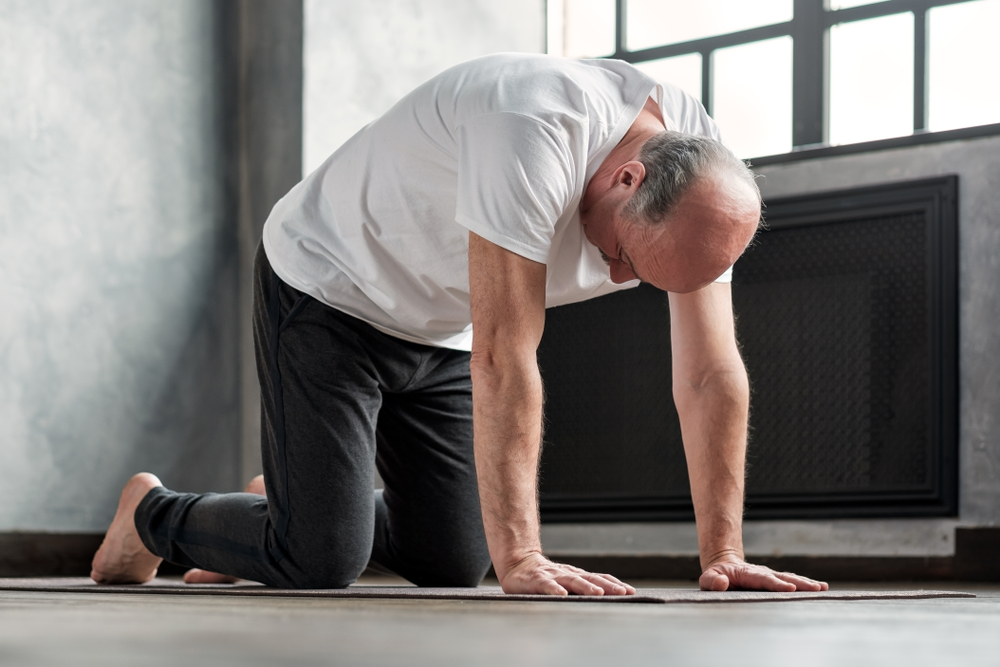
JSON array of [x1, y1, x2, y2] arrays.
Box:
[[699, 557, 829, 592]]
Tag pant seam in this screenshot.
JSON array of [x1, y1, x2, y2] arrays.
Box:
[[268, 271, 292, 556], [279, 293, 311, 333]]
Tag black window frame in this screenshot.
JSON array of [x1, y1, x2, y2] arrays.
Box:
[[598, 0, 1000, 158]]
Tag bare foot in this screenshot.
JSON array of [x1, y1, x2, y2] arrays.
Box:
[[183, 568, 242, 584], [91, 473, 164, 584], [183, 475, 266, 585], [243, 474, 265, 497]]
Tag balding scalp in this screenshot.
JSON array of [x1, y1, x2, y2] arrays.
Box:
[[624, 132, 761, 226]]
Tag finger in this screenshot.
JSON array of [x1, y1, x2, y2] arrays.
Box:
[[742, 570, 796, 592], [549, 561, 635, 594], [579, 572, 634, 595], [699, 569, 730, 591], [560, 574, 606, 596], [592, 571, 636, 594], [774, 571, 829, 591], [534, 577, 569, 596]]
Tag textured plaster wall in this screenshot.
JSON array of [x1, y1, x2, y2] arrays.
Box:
[[543, 135, 1000, 557], [303, 0, 546, 175], [0, 1, 240, 531]]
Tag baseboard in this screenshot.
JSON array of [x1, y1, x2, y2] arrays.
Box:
[[953, 527, 1000, 581], [550, 529, 1000, 583], [547, 555, 954, 582], [0, 533, 104, 577], [0, 533, 189, 577], [2, 528, 997, 581]]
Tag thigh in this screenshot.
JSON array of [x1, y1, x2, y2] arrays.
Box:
[[253, 245, 384, 587], [371, 348, 491, 587]]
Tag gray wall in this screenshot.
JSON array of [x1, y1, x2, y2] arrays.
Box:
[[229, 0, 304, 485], [542, 134, 1000, 558], [0, 0, 545, 532], [303, 0, 547, 174], [0, 1, 240, 531], [754, 135, 1000, 527]]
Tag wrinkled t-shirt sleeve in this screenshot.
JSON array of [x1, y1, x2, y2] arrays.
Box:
[[454, 113, 574, 264]]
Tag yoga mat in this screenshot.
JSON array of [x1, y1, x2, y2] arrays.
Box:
[[0, 578, 974, 604]]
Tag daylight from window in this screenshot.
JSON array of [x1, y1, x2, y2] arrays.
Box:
[[558, 0, 616, 58], [633, 54, 701, 102], [828, 0, 891, 9], [548, 0, 1000, 158], [829, 12, 914, 146], [713, 37, 793, 158], [625, 0, 792, 51], [927, 0, 1000, 131]]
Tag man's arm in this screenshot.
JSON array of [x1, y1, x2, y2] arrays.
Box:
[[669, 282, 828, 592], [468, 232, 634, 596]]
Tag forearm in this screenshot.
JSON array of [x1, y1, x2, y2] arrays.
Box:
[[469, 351, 545, 580], [674, 366, 750, 570]]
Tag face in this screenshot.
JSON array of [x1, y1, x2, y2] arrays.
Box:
[[580, 161, 649, 284], [582, 167, 761, 293], [581, 188, 641, 284]]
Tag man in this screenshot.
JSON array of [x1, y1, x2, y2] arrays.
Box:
[[92, 54, 827, 595]]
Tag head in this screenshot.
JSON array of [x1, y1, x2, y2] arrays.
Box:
[[581, 132, 762, 293]]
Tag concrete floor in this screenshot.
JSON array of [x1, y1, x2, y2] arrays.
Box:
[[1, 579, 998, 666]]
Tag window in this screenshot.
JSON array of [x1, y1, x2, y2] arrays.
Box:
[[713, 36, 794, 158], [548, 0, 1000, 158], [829, 12, 914, 145]]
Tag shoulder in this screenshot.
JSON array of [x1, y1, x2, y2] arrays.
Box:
[[442, 54, 653, 115], [655, 82, 721, 140]]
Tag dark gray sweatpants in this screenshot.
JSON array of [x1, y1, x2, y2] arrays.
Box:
[[134, 243, 491, 588]]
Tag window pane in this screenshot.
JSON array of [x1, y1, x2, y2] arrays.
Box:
[[829, 13, 914, 145], [626, 0, 792, 51], [712, 36, 793, 159], [563, 0, 616, 58], [634, 54, 702, 102], [829, 0, 890, 10], [928, 0, 1000, 132]]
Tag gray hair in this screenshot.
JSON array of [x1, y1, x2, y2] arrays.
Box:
[[622, 132, 762, 225]]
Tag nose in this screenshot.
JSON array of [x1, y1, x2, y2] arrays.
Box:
[[608, 259, 637, 284]]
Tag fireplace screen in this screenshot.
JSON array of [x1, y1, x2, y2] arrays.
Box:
[[537, 176, 958, 521]]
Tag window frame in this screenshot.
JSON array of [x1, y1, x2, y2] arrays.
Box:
[[598, 0, 997, 156]]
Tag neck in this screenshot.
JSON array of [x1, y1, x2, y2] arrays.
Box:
[[581, 99, 666, 213]]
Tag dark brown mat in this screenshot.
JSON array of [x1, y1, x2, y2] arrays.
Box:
[[0, 578, 975, 604]]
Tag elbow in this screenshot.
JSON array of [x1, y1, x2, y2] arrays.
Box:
[[673, 364, 749, 413], [469, 347, 502, 394], [469, 341, 539, 393]]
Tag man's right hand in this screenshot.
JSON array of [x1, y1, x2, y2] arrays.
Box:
[[468, 234, 635, 598], [498, 552, 636, 596]]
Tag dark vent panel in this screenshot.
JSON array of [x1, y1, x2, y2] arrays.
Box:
[[538, 176, 958, 521]]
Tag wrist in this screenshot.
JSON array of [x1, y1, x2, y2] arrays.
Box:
[[701, 547, 745, 570], [493, 548, 544, 582]]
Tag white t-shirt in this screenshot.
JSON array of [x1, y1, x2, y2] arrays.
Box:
[[263, 53, 725, 351]]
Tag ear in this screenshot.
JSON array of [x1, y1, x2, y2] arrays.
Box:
[[614, 160, 647, 191]]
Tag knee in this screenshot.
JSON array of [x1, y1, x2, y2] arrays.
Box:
[[291, 554, 368, 589], [431, 563, 491, 588], [295, 568, 363, 590], [411, 544, 492, 588], [282, 532, 372, 590]]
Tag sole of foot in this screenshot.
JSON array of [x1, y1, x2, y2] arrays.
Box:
[[183, 569, 241, 585], [91, 472, 164, 584]]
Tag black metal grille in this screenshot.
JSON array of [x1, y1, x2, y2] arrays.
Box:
[[538, 176, 957, 521]]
